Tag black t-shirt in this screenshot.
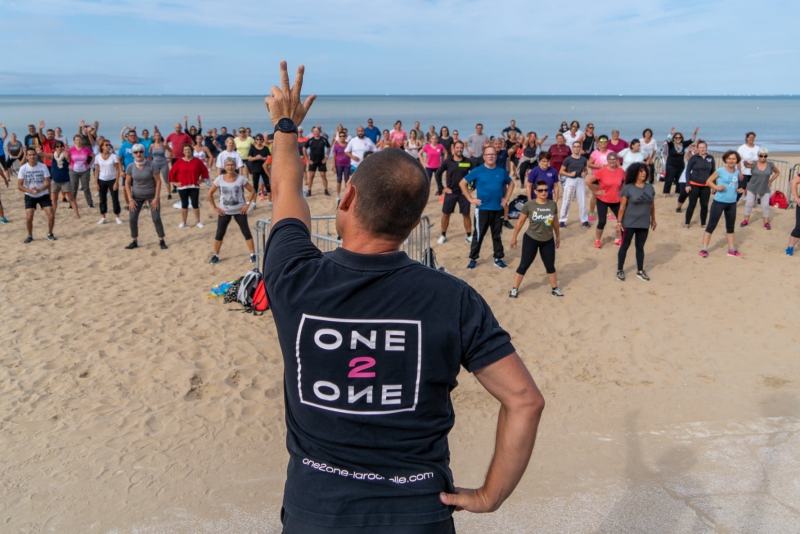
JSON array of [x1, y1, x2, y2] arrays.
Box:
[[305, 137, 330, 163], [247, 145, 270, 174], [436, 157, 475, 191], [439, 137, 453, 155], [502, 126, 522, 135], [263, 219, 514, 528]]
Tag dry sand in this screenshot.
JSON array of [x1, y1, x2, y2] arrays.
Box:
[[2, 160, 800, 533]]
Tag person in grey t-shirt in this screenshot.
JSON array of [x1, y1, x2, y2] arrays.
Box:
[[616, 163, 657, 282], [124, 144, 167, 250], [465, 123, 489, 157]]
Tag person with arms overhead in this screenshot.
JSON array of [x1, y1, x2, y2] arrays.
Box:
[[663, 126, 698, 196], [263, 60, 544, 534]]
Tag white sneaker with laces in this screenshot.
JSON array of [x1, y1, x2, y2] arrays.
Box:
[[97, 218, 106, 225], [437, 235, 447, 244], [178, 222, 186, 229], [196, 222, 204, 229]]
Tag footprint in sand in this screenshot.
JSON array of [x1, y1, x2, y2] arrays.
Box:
[[226, 370, 242, 388], [185, 375, 205, 401], [264, 386, 282, 399]]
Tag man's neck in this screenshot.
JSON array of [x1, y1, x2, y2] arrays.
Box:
[[484, 163, 496, 169]]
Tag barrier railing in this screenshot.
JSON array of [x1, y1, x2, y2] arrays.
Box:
[[254, 215, 432, 267], [790, 164, 800, 207]]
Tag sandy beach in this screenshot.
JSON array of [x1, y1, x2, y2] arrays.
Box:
[[2, 158, 800, 533]]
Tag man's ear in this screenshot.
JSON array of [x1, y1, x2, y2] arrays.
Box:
[[338, 183, 356, 211]]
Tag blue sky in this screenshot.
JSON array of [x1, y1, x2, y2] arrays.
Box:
[[1, 0, 798, 95]]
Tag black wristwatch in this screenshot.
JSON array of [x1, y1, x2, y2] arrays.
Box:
[[274, 118, 298, 136]]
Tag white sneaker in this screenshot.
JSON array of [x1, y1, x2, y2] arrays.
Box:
[[437, 235, 447, 244], [178, 222, 186, 229], [465, 235, 473, 243], [336, 196, 341, 203], [97, 218, 106, 225], [249, 202, 256, 211], [115, 217, 123, 225], [196, 222, 204, 229]]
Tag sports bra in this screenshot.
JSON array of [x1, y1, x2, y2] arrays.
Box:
[[194, 149, 206, 159]]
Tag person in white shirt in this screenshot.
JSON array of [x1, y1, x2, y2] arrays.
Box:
[[737, 132, 760, 197], [94, 139, 123, 225], [639, 128, 658, 183], [344, 126, 377, 170], [619, 139, 645, 171], [216, 137, 244, 172], [18, 147, 56, 242], [562, 121, 584, 147]]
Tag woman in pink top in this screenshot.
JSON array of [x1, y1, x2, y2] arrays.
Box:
[[419, 134, 447, 194], [390, 120, 407, 148], [586, 152, 626, 248], [332, 130, 352, 201], [69, 135, 95, 208]]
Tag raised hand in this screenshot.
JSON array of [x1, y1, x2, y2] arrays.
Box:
[[264, 61, 316, 127]]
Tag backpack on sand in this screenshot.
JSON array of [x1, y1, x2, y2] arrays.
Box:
[[770, 190, 789, 209], [237, 269, 262, 307]]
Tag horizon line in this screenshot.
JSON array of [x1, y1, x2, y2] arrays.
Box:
[[0, 94, 798, 98]]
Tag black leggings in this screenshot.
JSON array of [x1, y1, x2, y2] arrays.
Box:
[[706, 200, 736, 234], [663, 165, 683, 194], [596, 200, 620, 230], [281, 511, 455, 534], [98, 180, 120, 215], [647, 163, 656, 184], [215, 213, 252, 241], [685, 185, 711, 225], [253, 171, 269, 192], [516, 235, 556, 275], [618, 227, 649, 271], [178, 188, 200, 209], [791, 206, 800, 239], [677, 182, 690, 204]]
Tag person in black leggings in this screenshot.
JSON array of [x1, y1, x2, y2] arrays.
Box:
[[683, 141, 715, 228], [281, 512, 455, 534], [700, 151, 745, 258], [786, 174, 800, 256], [616, 164, 657, 281], [663, 126, 698, 195], [509, 180, 562, 297], [207, 158, 258, 264]]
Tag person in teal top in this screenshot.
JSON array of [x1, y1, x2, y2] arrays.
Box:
[[700, 151, 745, 258]]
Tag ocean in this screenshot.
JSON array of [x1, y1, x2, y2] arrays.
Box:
[[1, 95, 799, 152]]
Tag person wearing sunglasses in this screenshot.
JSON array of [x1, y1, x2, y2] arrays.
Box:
[[616, 163, 657, 281], [586, 152, 625, 248], [509, 180, 562, 298], [207, 157, 258, 265], [94, 140, 122, 224], [740, 148, 779, 229], [581, 124, 596, 160], [124, 144, 167, 250], [664, 126, 698, 196]]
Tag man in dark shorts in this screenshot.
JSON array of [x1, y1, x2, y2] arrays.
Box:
[[264, 61, 544, 534], [17, 147, 56, 242], [435, 140, 474, 244], [303, 126, 330, 196]]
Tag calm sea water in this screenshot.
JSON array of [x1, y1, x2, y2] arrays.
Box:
[[1, 95, 799, 151]]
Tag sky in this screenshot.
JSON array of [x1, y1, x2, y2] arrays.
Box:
[[1, 0, 798, 95]]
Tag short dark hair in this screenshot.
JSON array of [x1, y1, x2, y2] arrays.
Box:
[[476, 123, 483, 128], [538, 151, 551, 161], [535, 180, 548, 188], [642, 128, 653, 137], [349, 150, 429, 241], [630, 138, 640, 147], [26, 146, 37, 154], [745, 131, 756, 139], [598, 135, 609, 142], [625, 163, 650, 184], [696, 139, 707, 147], [722, 150, 741, 163]]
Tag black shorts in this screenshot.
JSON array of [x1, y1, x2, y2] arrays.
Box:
[[308, 162, 327, 172], [442, 193, 470, 215], [25, 195, 53, 210], [0, 155, 6, 169]]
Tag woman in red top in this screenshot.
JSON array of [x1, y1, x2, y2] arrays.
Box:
[[168, 144, 209, 229], [586, 152, 626, 248]]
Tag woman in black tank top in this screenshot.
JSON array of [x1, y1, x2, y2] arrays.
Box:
[[582, 123, 596, 158]]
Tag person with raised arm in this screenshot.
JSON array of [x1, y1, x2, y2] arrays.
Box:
[[262, 61, 544, 534]]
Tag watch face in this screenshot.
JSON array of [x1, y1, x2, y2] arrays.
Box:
[[278, 118, 294, 132]]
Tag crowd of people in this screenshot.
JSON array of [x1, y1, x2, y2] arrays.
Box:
[[1, 117, 799, 280]]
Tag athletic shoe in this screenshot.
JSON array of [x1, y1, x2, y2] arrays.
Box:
[[699, 249, 708, 258], [613, 238, 622, 247], [494, 258, 508, 269], [336, 196, 341, 203], [437, 235, 447, 244], [125, 241, 138, 249], [503, 221, 514, 230], [740, 219, 749, 227], [786, 247, 794, 256], [178, 222, 186, 229], [727, 249, 742, 258], [467, 259, 477, 269], [306, 191, 312, 197], [509, 288, 519, 298], [97, 218, 106, 225], [23, 236, 33, 244], [0, 217, 9, 224], [62, 197, 68, 204], [249, 202, 256, 211], [582, 222, 591, 228], [594, 240, 602, 248], [46, 233, 56, 241], [196, 222, 204, 229], [589, 213, 596, 221], [608, 214, 616, 220], [764, 222, 771, 230], [559, 222, 566, 228], [616, 270, 625, 281], [259, 193, 265, 201], [636, 270, 650, 281], [551, 287, 564, 297], [684, 224, 690, 229], [115, 218, 123, 225], [172, 186, 177, 193], [250, 253, 257, 263], [68, 205, 73, 210], [167, 194, 173, 200], [324, 190, 331, 197], [675, 207, 682, 213], [465, 236, 473, 244], [209, 254, 219, 264], [160, 240, 169, 250]]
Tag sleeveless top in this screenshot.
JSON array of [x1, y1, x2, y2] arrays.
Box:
[[151, 145, 167, 166], [582, 134, 596, 156], [193, 148, 207, 164], [405, 140, 421, 159]]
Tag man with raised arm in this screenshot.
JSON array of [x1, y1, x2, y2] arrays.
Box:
[[262, 61, 544, 534]]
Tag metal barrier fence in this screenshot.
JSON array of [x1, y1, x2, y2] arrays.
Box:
[[254, 215, 432, 267]]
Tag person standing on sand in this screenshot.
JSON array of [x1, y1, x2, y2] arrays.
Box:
[[558, 141, 589, 228], [124, 144, 168, 251], [640, 129, 658, 183], [461, 146, 515, 269], [509, 180, 563, 298], [547, 133, 571, 185], [737, 132, 760, 192], [148, 131, 171, 200], [616, 163, 656, 282], [93, 139, 121, 225], [303, 126, 331, 197], [465, 123, 488, 158], [527, 152, 560, 202], [363, 118, 380, 144], [664, 127, 698, 196], [48, 141, 81, 220], [700, 151, 745, 259], [740, 148, 779, 230], [234, 127, 254, 178], [207, 158, 257, 265], [263, 61, 544, 534], [683, 140, 715, 229], [435, 140, 474, 244], [586, 152, 625, 249], [0, 162, 8, 224], [247, 134, 271, 208], [607, 129, 628, 154], [419, 133, 447, 194], [169, 144, 207, 229], [18, 147, 56, 243], [786, 173, 800, 256], [390, 120, 407, 149]]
